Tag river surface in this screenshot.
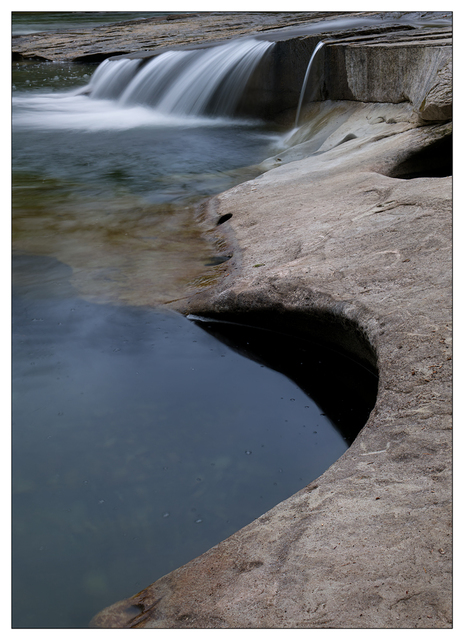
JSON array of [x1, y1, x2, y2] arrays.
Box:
[[12, 12, 172, 35], [12, 15, 377, 629]]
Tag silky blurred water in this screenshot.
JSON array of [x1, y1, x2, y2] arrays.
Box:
[[12, 60, 283, 307]]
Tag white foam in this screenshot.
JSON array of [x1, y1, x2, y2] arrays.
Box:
[[12, 91, 242, 131]]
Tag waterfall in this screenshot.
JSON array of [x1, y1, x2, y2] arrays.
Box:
[[294, 41, 325, 128], [85, 38, 274, 118]]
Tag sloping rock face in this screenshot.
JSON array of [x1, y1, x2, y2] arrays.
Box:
[[417, 56, 452, 121], [91, 108, 452, 628], [36, 12, 449, 630]]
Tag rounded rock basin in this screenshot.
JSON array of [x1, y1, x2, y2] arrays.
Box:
[[12, 255, 378, 628]]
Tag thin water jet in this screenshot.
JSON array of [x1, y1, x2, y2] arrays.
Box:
[[294, 40, 324, 128], [12, 11, 452, 630]]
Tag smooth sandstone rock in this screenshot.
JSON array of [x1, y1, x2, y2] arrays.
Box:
[[11, 12, 359, 62], [91, 102, 452, 628], [418, 56, 452, 122]]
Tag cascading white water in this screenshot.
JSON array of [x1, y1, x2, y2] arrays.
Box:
[[86, 58, 142, 100], [294, 41, 325, 128], [85, 38, 274, 117]]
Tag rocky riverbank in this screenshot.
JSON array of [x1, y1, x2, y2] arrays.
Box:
[[11, 12, 369, 62], [13, 11, 452, 629], [93, 102, 452, 628]]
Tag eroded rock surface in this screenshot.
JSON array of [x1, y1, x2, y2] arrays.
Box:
[[17, 11, 451, 630], [11, 12, 365, 62], [91, 97, 452, 628]]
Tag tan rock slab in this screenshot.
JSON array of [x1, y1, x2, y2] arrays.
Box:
[[91, 103, 452, 628]]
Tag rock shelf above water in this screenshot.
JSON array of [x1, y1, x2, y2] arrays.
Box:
[[12, 11, 451, 65], [11, 12, 365, 62], [13, 12, 451, 122]]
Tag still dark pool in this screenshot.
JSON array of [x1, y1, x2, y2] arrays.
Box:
[[12, 254, 380, 628]]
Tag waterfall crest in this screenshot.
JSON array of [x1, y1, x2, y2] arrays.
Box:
[[85, 38, 274, 118]]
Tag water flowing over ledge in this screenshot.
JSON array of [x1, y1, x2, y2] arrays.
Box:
[[12, 38, 277, 132], [84, 38, 275, 118], [87, 13, 451, 630]]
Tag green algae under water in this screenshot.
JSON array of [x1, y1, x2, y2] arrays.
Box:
[[12, 60, 282, 306], [12, 53, 377, 628]]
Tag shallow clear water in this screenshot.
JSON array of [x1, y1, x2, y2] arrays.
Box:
[[12, 39, 377, 629], [12, 61, 283, 306]]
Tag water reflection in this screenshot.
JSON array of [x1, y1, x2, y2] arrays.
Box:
[[13, 254, 354, 628], [192, 316, 378, 445], [11, 51, 379, 630]]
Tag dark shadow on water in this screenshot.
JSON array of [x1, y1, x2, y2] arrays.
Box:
[[191, 316, 379, 446], [12, 254, 378, 629]]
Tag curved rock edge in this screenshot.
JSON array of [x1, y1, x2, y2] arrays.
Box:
[[92, 99, 452, 633]]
